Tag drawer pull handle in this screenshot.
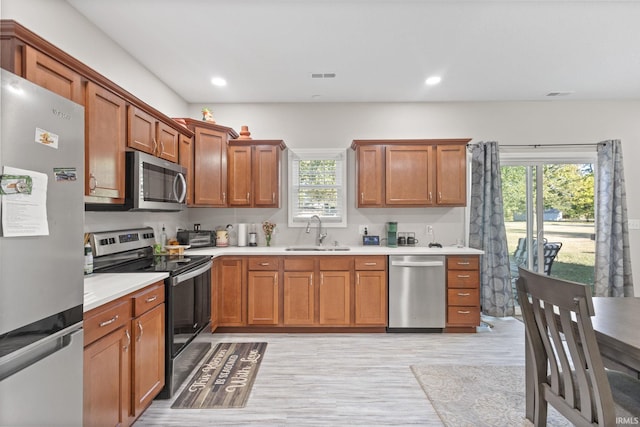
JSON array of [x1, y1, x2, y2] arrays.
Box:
[[457, 262, 470, 265], [457, 292, 471, 296], [364, 262, 377, 266], [99, 315, 119, 327], [457, 274, 471, 278], [457, 310, 471, 314], [145, 295, 158, 303], [260, 263, 270, 266]]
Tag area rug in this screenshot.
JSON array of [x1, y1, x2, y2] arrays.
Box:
[[172, 342, 267, 409], [411, 365, 571, 427]]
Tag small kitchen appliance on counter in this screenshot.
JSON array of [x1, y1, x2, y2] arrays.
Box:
[[177, 228, 216, 247], [91, 227, 213, 399], [386, 221, 398, 247]]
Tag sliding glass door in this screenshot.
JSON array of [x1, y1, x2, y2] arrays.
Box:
[[501, 153, 596, 290]]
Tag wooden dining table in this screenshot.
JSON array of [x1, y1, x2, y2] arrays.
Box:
[[525, 297, 640, 421]]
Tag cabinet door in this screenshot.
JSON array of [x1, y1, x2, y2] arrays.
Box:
[[131, 304, 165, 418], [385, 145, 434, 206], [194, 126, 227, 206], [356, 145, 384, 207], [85, 82, 126, 202], [127, 105, 156, 154], [318, 271, 351, 325], [156, 121, 179, 163], [247, 271, 279, 325], [354, 270, 387, 325], [253, 145, 280, 207], [218, 258, 245, 326], [283, 271, 315, 325], [436, 144, 466, 206], [179, 133, 193, 206], [83, 327, 131, 427], [24, 45, 83, 104], [227, 145, 252, 206]]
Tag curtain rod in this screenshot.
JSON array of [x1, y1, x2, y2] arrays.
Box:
[[467, 142, 602, 149]]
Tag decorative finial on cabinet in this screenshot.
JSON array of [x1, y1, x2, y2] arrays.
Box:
[[239, 125, 252, 139]]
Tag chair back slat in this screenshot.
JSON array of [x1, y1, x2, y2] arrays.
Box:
[[517, 267, 617, 426]]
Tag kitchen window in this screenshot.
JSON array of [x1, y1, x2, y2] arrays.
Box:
[[288, 148, 347, 227]]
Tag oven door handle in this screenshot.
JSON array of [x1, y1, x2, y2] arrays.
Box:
[[171, 260, 212, 285]]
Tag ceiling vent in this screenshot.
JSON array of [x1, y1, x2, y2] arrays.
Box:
[[546, 91, 573, 97], [311, 73, 336, 79]]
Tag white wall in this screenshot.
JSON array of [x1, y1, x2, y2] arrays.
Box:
[[3, 0, 639, 293]]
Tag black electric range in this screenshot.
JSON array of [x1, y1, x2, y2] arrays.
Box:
[[89, 227, 213, 399]]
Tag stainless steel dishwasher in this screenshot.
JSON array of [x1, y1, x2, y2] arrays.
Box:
[[388, 255, 446, 331]]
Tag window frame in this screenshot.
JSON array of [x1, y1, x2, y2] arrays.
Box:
[[288, 148, 348, 228]]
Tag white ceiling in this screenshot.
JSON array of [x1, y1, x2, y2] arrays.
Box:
[[66, 0, 640, 103]]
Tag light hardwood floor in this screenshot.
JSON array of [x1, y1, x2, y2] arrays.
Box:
[[134, 317, 525, 426]]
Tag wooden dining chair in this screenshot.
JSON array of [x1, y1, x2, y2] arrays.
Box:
[[516, 267, 640, 426]]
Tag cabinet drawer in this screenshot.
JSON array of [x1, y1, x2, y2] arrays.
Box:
[[447, 306, 480, 326], [284, 257, 315, 271], [447, 288, 479, 306], [248, 257, 280, 270], [447, 256, 479, 270], [447, 270, 479, 288], [319, 256, 352, 271], [132, 282, 165, 317], [354, 256, 386, 271], [84, 299, 131, 346]]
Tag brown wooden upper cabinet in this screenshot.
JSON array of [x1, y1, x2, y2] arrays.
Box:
[[351, 139, 470, 208], [174, 118, 238, 207], [85, 82, 126, 203], [227, 140, 286, 208], [128, 106, 179, 163]]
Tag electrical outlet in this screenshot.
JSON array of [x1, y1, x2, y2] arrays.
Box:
[[629, 219, 640, 230], [426, 225, 433, 234], [358, 224, 369, 235]]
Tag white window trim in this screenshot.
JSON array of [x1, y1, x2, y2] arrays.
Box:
[[288, 148, 348, 228]]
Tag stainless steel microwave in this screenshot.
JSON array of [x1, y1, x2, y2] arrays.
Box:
[[126, 151, 186, 211], [85, 151, 187, 212]]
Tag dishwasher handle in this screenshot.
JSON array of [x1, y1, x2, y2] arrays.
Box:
[[390, 260, 444, 267]]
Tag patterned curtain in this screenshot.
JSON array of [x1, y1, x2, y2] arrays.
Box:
[[469, 142, 514, 316], [594, 140, 634, 297]]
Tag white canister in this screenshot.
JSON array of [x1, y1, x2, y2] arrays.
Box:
[[237, 223, 247, 247]]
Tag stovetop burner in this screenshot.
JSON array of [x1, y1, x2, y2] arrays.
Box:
[[90, 227, 211, 276]]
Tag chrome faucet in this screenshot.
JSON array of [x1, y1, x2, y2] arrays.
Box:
[[306, 215, 327, 246]]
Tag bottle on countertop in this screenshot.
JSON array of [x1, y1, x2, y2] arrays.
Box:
[[84, 242, 93, 275], [160, 225, 167, 251]]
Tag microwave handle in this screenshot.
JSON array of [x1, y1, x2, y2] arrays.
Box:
[[174, 172, 187, 203]]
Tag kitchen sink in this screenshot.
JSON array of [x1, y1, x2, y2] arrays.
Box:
[[285, 246, 350, 251]]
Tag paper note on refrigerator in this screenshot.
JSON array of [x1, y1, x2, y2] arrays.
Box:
[[1, 166, 49, 237]]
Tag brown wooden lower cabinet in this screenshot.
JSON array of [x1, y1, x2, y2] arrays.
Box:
[[217, 255, 387, 330], [83, 325, 131, 427], [83, 281, 165, 427], [445, 255, 481, 332]]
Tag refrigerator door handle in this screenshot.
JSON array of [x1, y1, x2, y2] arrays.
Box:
[[0, 322, 83, 382]]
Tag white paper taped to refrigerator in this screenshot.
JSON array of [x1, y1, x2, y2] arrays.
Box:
[[1, 166, 49, 237]]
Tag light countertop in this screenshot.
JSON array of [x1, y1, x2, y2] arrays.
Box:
[[185, 245, 484, 257], [84, 245, 482, 312], [83, 272, 169, 312]]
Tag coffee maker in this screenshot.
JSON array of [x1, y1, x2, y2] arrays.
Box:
[[386, 222, 398, 247]]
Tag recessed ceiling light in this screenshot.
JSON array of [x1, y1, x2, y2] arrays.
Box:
[[425, 76, 442, 86], [211, 77, 227, 87]]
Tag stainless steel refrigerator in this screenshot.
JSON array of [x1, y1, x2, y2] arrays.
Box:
[[0, 69, 84, 426]]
